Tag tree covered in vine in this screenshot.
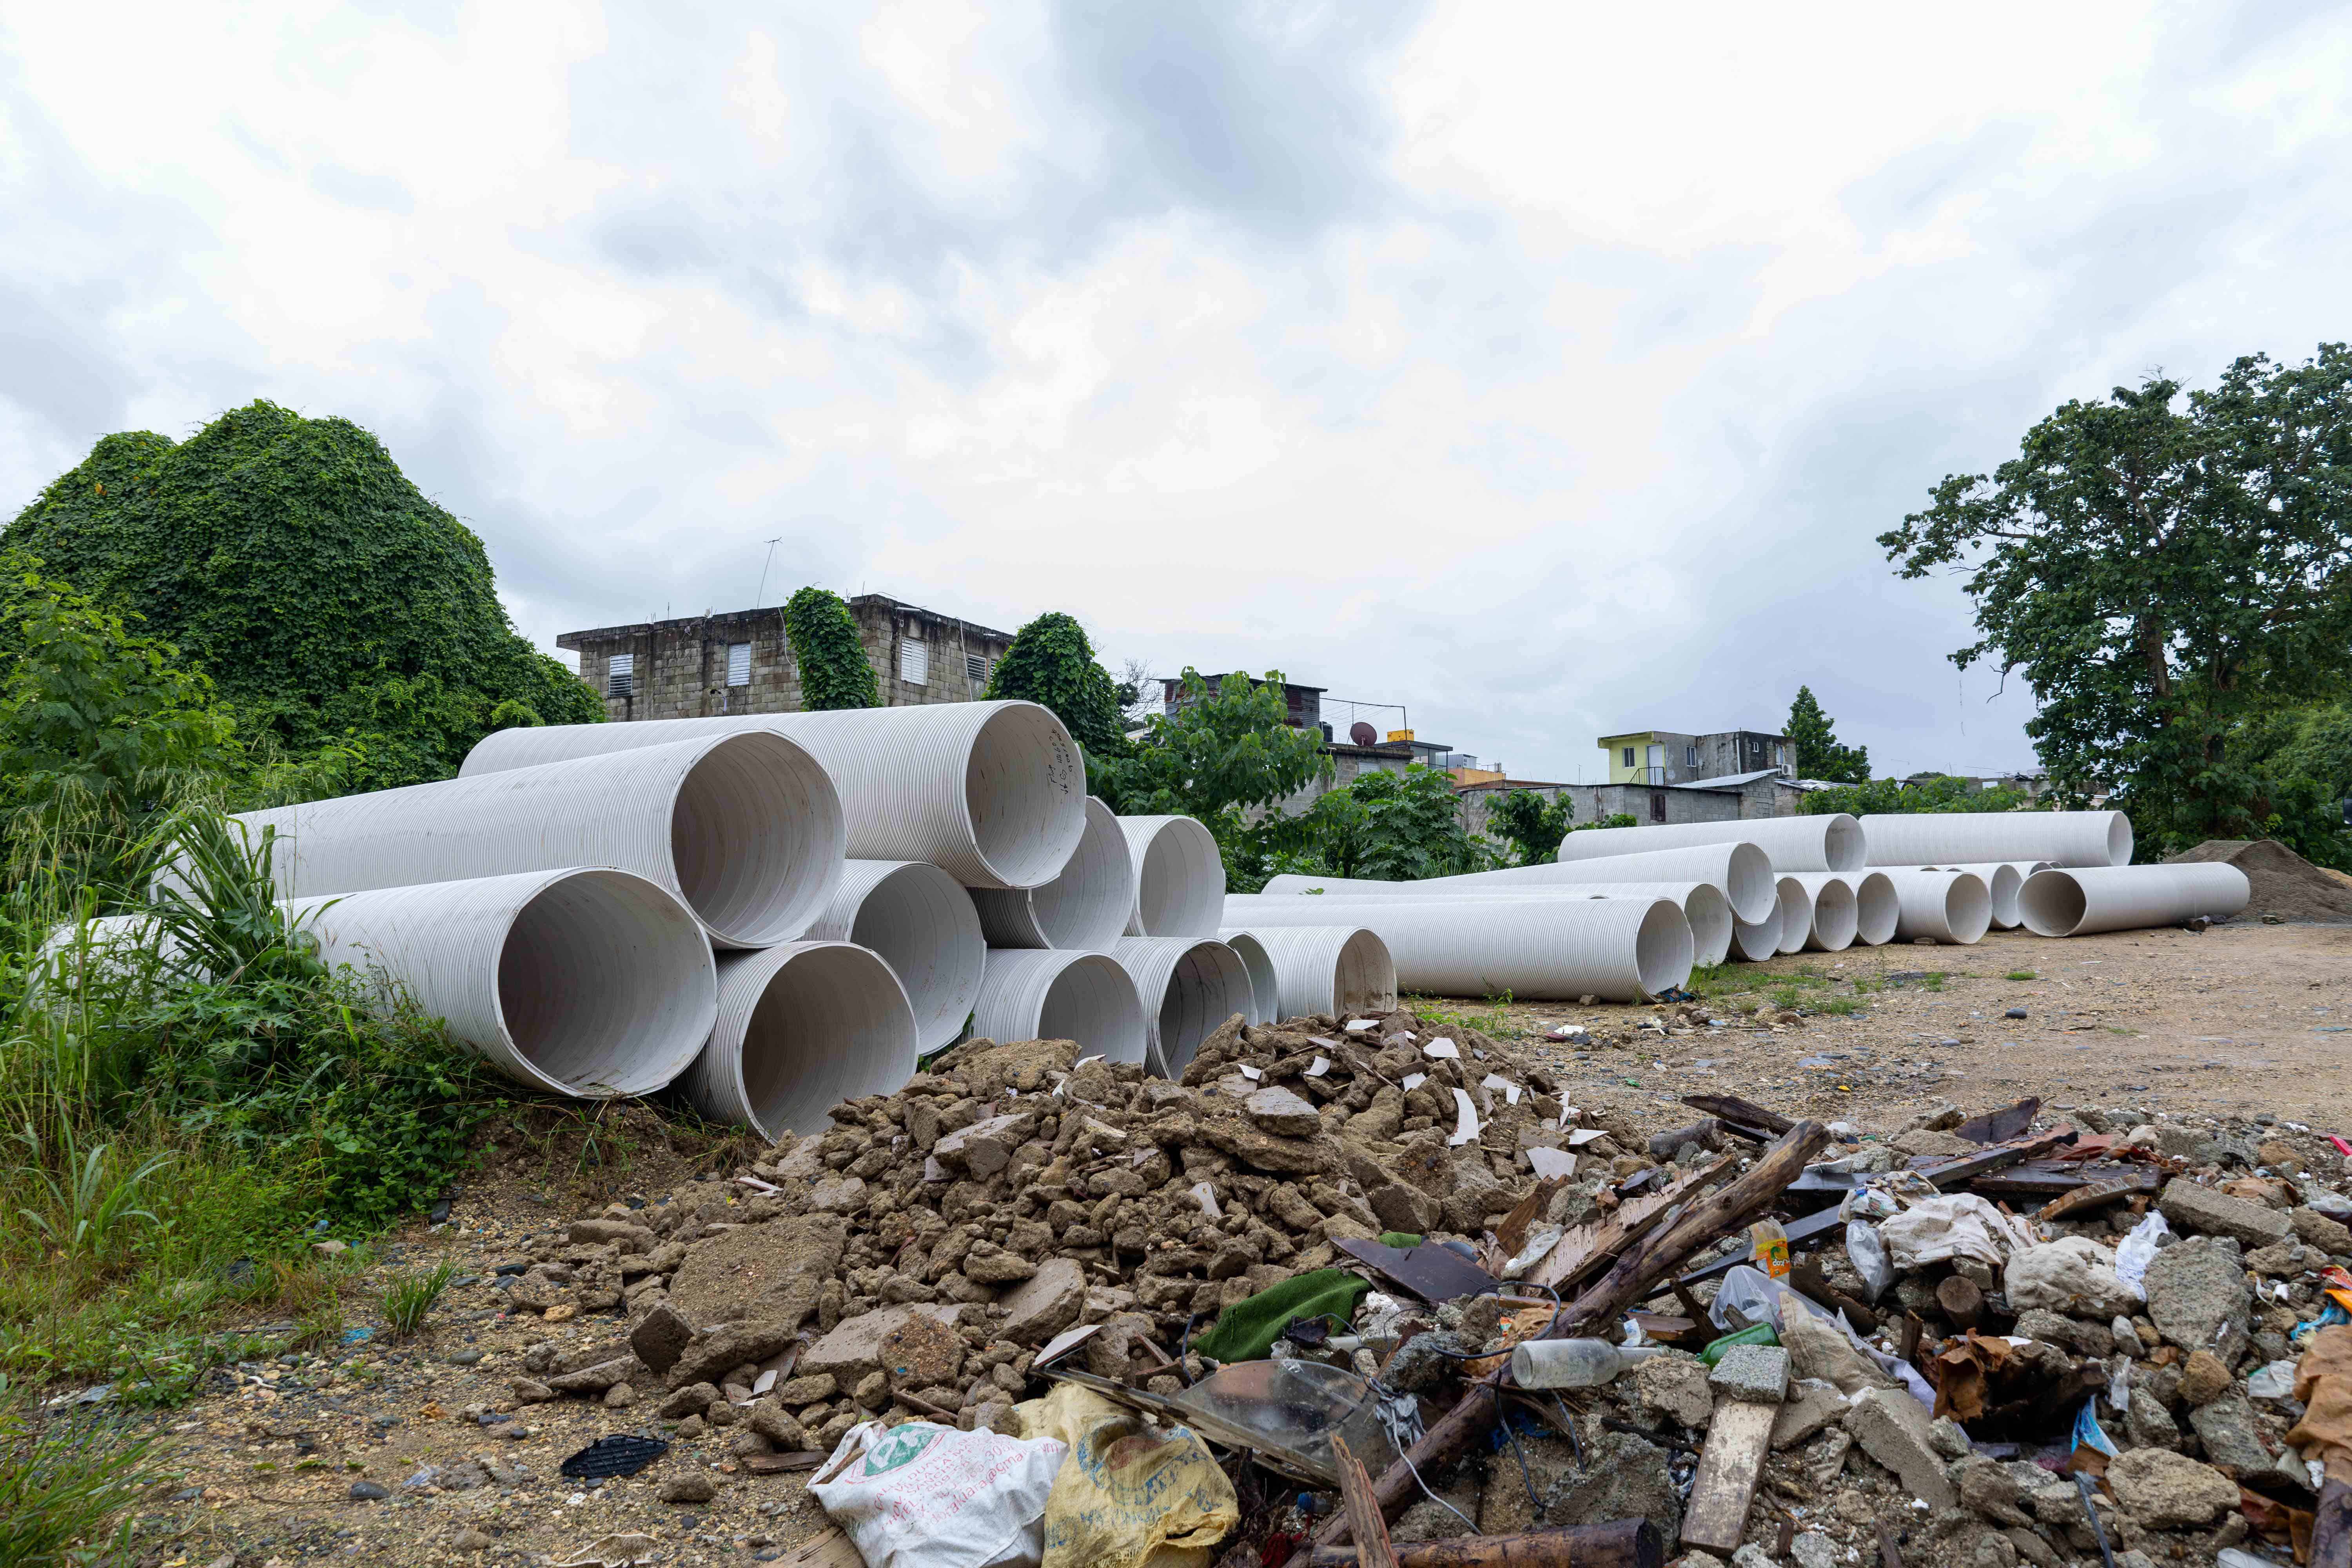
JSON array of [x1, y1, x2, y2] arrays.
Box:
[[782, 586, 879, 710], [984, 611, 1128, 756]]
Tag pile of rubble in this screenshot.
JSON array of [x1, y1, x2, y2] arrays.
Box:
[[500, 1006, 2352, 1568]]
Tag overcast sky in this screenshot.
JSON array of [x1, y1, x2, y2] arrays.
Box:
[[6, 4, 2349, 784]]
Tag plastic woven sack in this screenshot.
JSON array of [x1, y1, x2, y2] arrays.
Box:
[[809, 1419, 1067, 1568]]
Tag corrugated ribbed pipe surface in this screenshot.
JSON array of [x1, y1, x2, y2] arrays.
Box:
[[1219, 931, 1281, 1025], [460, 700, 1084, 891], [1913, 862, 2034, 929], [1552, 815, 1865, 873], [292, 869, 717, 1096], [802, 860, 985, 1053], [1289, 882, 1733, 969], [1262, 843, 1774, 924], [678, 942, 920, 1140], [970, 797, 1134, 951], [1729, 901, 1782, 962], [1111, 936, 1256, 1080], [1780, 873, 1861, 952], [971, 949, 1147, 1065], [2018, 864, 2250, 938], [220, 734, 842, 949], [1882, 868, 1992, 944], [1118, 815, 1225, 936], [1773, 877, 1815, 955], [1219, 895, 1691, 1001], [1861, 810, 2131, 869], [1217, 925, 1397, 1020]]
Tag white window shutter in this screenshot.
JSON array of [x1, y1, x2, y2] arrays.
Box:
[[899, 639, 928, 685], [607, 653, 635, 697], [727, 642, 751, 687], [965, 652, 987, 684]]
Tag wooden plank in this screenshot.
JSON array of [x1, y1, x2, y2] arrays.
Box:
[[1955, 1097, 2040, 1144], [1914, 1130, 2071, 1191], [774, 1526, 866, 1568], [1331, 1434, 1401, 1568], [1529, 1158, 1730, 1294], [1305, 1520, 1662, 1568], [1679, 1399, 1777, 1554], [1680, 1094, 1794, 1134]]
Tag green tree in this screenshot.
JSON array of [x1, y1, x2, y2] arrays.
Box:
[[1786, 686, 1870, 783], [4, 402, 603, 791], [1800, 774, 2032, 817], [1276, 766, 1486, 882], [1487, 789, 1569, 866], [782, 587, 879, 710], [984, 612, 1127, 756], [1099, 669, 1331, 887], [1879, 347, 2352, 858]]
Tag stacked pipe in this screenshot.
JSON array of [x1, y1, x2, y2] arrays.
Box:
[[1221, 893, 1693, 1001]]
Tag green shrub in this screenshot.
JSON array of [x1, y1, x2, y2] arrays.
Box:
[[782, 588, 878, 710]]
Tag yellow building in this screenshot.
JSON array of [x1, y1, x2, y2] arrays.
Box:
[[1598, 728, 1790, 786]]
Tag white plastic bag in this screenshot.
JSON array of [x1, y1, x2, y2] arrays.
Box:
[[1846, 1220, 1893, 1303], [809, 1419, 1068, 1568], [2114, 1211, 2170, 1301]]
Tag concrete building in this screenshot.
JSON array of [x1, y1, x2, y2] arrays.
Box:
[[1597, 728, 1791, 786], [1159, 674, 1455, 818], [558, 595, 1014, 722], [1460, 767, 1803, 837]]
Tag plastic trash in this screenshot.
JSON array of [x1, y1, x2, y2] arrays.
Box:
[[1015, 1383, 1238, 1568], [1511, 1338, 1664, 1388], [1710, 1265, 1793, 1332], [1701, 1324, 1780, 1365], [2073, 1399, 2118, 1457], [809, 1419, 1067, 1568], [2114, 1211, 2170, 1300], [2248, 1359, 2300, 1399], [558, 1435, 668, 1480], [2294, 1303, 2350, 1345], [2218, 1550, 2279, 1568], [1846, 1220, 1894, 1303], [1750, 1217, 1792, 1279]]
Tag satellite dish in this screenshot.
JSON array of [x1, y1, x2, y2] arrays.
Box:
[[1349, 721, 1377, 746]]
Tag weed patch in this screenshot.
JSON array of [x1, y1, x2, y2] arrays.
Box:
[[382, 1260, 457, 1338], [2005, 969, 2037, 981]]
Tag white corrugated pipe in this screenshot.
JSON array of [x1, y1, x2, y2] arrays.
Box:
[[1118, 816, 1225, 937], [2017, 864, 2250, 938], [1293, 882, 1734, 970], [1263, 843, 1775, 924], [1218, 925, 1398, 1020], [1552, 815, 1864, 874], [1913, 862, 2035, 929], [221, 735, 842, 949], [971, 949, 1148, 1065], [803, 861, 985, 1053], [1882, 868, 1992, 945], [677, 942, 920, 1140], [1861, 810, 2131, 869], [1112, 937, 1256, 1080], [460, 700, 1084, 891], [1773, 877, 1815, 955], [1730, 900, 1782, 962], [1848, 871, 1900, 946], [969, 796, 1134, 952], [1219, 896, 1692, 1001], [1219, 931, 1281, 1025], [1780, 873, 1862, 953], [294, 869, 717, 1096]]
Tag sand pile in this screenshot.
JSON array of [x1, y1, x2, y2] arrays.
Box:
[[2168, 838, 2352, 923]]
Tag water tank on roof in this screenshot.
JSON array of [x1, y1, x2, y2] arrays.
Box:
[[1349, 721, 1377, 746]]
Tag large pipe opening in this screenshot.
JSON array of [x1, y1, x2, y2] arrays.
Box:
[[1122, 817, 1225, 937], [690, 943, 919, 1140], [1730, 904, 1781, 962], [1821, 817, 1866, 873], [1331, 929, 1398, 1017], [1985, 864, 2024, 929], [1220, 931, 1280, 1024], [1679, 885, 1732, 967], [1633, 899, 1696, 995], [971, 796, 1133, 950], [963, 703, 1088, 888], [489, 869, 719, 1096], [1774, 878, 1814, 956], [1116, 938, 1255, 1080], [2018, 869, 2087, 937], [974, 949, 1147, 1065], [815, 861, 986, 1053], [668, 732, 846, 947], [1851, 872, 1898, 945], [1804, 877, 1859, 952], [1225, 926, 1399, 1020]]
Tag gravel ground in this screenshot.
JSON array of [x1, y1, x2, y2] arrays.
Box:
[[110, 921, 2351, 1567]]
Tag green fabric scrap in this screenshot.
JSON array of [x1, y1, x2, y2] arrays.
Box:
[[1377, 1232, 1423, 1249], [1192, 1268, 1372, 1363]]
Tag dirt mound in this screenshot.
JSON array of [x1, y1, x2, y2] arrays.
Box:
[[2167, 838, 2352, 923]]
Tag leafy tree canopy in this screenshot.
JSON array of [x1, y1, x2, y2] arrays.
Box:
[[782, 586, 878, 710], [1879, 347, 2352, 859], [1486, 789, 1567, 867], [1786, 686, 1870, 784], [984, 611, 1127, 756], [1100, 669, 1329, 822], [4, 402, 601, 791], [1800, 773, 2033, 817], [1269, 766, 1485, 883]]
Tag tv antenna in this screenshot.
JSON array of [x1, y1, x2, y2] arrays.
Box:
[[754, 537, 784, 608]]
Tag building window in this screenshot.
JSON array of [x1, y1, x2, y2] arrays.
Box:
[[726, 643, 750, 688], [606, 653, 635, 698], [1650, 791, 1667, 823], [898, 639, 929, 685], [1685, 745, 1698, 768], [1622, 747, 1635, 768], [1775, 743, 1786, 768], [965, 652, 988, 684]]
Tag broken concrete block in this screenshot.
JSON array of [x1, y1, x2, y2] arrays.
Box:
[[998, 1257, 1087, 1345], [1635, 1352, 1717, 1428], [2003, 1238, 2136, 1320], [2142, 1235, 2252, 1365], [1842, 1387, 1955, 1509], [1770, 1379, 1848, 1450], [628, 1301, 696, 1375], [1243, 1086, 1322, 1136], [2106, 1447, 2238, 1528], [2158, 1178, 2292, 1249], [1708, 1345, 1789, 1405], [800, 1304, 967, 1384]]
